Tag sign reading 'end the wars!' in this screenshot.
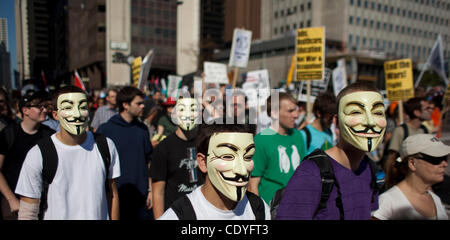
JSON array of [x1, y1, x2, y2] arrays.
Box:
[[296, 27, 325, 81], [384, 59, 414, 101]]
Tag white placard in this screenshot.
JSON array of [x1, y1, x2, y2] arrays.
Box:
[[332, 59, 347, 96], [229, 28, 252, 68], [297, 68, 331, 102], [167, 75, 182, 98], [204, 62, 229, 84]]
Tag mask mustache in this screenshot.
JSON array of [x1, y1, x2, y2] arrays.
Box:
[[220, 172, 249, 182], [350, 126, 383, 134], [65, 117, 87, 123]]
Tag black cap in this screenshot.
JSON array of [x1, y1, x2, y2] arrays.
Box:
[[19, 90, 51, 110]]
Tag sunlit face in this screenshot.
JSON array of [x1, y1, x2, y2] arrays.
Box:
[[175, 98, 200, 131], [57, 93, 89, 135], [338, 91, 386, 152], [207, 132, 255, 202]]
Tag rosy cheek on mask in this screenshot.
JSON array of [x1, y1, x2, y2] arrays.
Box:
[[346, 117, 361, 126], [246, 162, 254, 172], [59, 111, 70, 118], [213, 161, 231, 172], [377, 119, 387, 127]]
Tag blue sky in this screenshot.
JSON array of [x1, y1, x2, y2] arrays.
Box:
[[0, 0, 17, 83]]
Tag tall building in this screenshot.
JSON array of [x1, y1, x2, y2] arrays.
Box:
[[0, 18, 8, 51], [0, 42, 11, 90], [15, 0, 69, 88]]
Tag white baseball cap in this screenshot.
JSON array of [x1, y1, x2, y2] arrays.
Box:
[[400, 134, 450, 158]]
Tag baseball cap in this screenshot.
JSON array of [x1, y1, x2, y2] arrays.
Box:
[[19, 90, 51, 110], [162, 97, 176, 106], [400, 134, 450, 159]]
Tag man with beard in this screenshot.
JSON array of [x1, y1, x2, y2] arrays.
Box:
[[150, 97, 205, 219], [158, 122, 270, 220], [15, 86, 120, 220], [300, 91, 336, 154], [97, 86, 153, 220], [276, 82, 385, 220]]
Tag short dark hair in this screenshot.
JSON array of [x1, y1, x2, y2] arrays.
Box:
[[313, 91, 336, 117], [196, 121, 254, 157], [266, 92, 296, 117], [52, 85, 87, 109], [336, 82, 381, 111], [403, 97, 425, 120], [117, 86, 145, 112]]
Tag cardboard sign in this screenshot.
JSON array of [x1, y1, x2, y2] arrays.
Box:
[[297, 68, 331, 102], [384, 59, 414, 101], [204, 62, 229, 84], [229, 28, 252, 68], [296, 27, 325, 81]]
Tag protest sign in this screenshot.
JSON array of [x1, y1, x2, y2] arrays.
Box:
[[229, 29, 252, 68], [296, 27, 325, 81], [384, 58, 414, 101], [332, 58, 347, 96], [204, 62, 229, 84], [167, 75, 182, 98], [297, 68, 331, 102]]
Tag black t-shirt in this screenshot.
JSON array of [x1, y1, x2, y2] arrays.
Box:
[[150, 132, 204, 210], [0, 123, 55, 193]]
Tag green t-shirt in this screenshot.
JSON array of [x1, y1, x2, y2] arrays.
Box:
[[252, 127, 306, 204]]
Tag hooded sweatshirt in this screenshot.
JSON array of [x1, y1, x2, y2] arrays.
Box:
[[97, 114, 152, 196]]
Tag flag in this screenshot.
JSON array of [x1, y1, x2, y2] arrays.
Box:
[[41, 70, 47, 87], [74, 70, 86, 90], [416, 35, 449, 87]]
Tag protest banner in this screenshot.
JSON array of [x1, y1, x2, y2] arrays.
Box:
[[229, 28, 252, 88], [295, 27, 325, 82], [297, 68, 331, 103], [204, 62, 229, 85], [384, 58, 414, 101], [384, 58, 414, 124]]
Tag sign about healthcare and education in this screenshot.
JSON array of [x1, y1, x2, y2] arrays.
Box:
[[229, 28, 252, 68], [204, 62, 229, 84], [296, 27, 325, 81], [384, 58, 414, 101]]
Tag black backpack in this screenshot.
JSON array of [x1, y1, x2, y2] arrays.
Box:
[[170, 191, 266, 220], [36, 133, 111, 219], [270, 149, 379, 220]]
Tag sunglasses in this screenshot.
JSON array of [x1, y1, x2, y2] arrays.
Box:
[[416, 153, 448, 165]]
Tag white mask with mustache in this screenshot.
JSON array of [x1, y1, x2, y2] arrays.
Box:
[[206, 132, 255, 202], [174, 98, 200, 131], [57, 93, 89, 136], [338, 91, 387, 152]]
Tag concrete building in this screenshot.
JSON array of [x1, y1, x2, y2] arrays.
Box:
[[213, 0, 450, 88]]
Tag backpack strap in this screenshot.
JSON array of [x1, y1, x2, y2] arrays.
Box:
[[307, 149, 344, 220], [401, 123, 409, 141], [171, 195, 197, 220], [419, 124, 429, 134], [37, 136, 59, 219], [302, 126, 311, 151], [93, 133, 111, 193], [366, 157, 379, 204], [246, 191, 266, 220]]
